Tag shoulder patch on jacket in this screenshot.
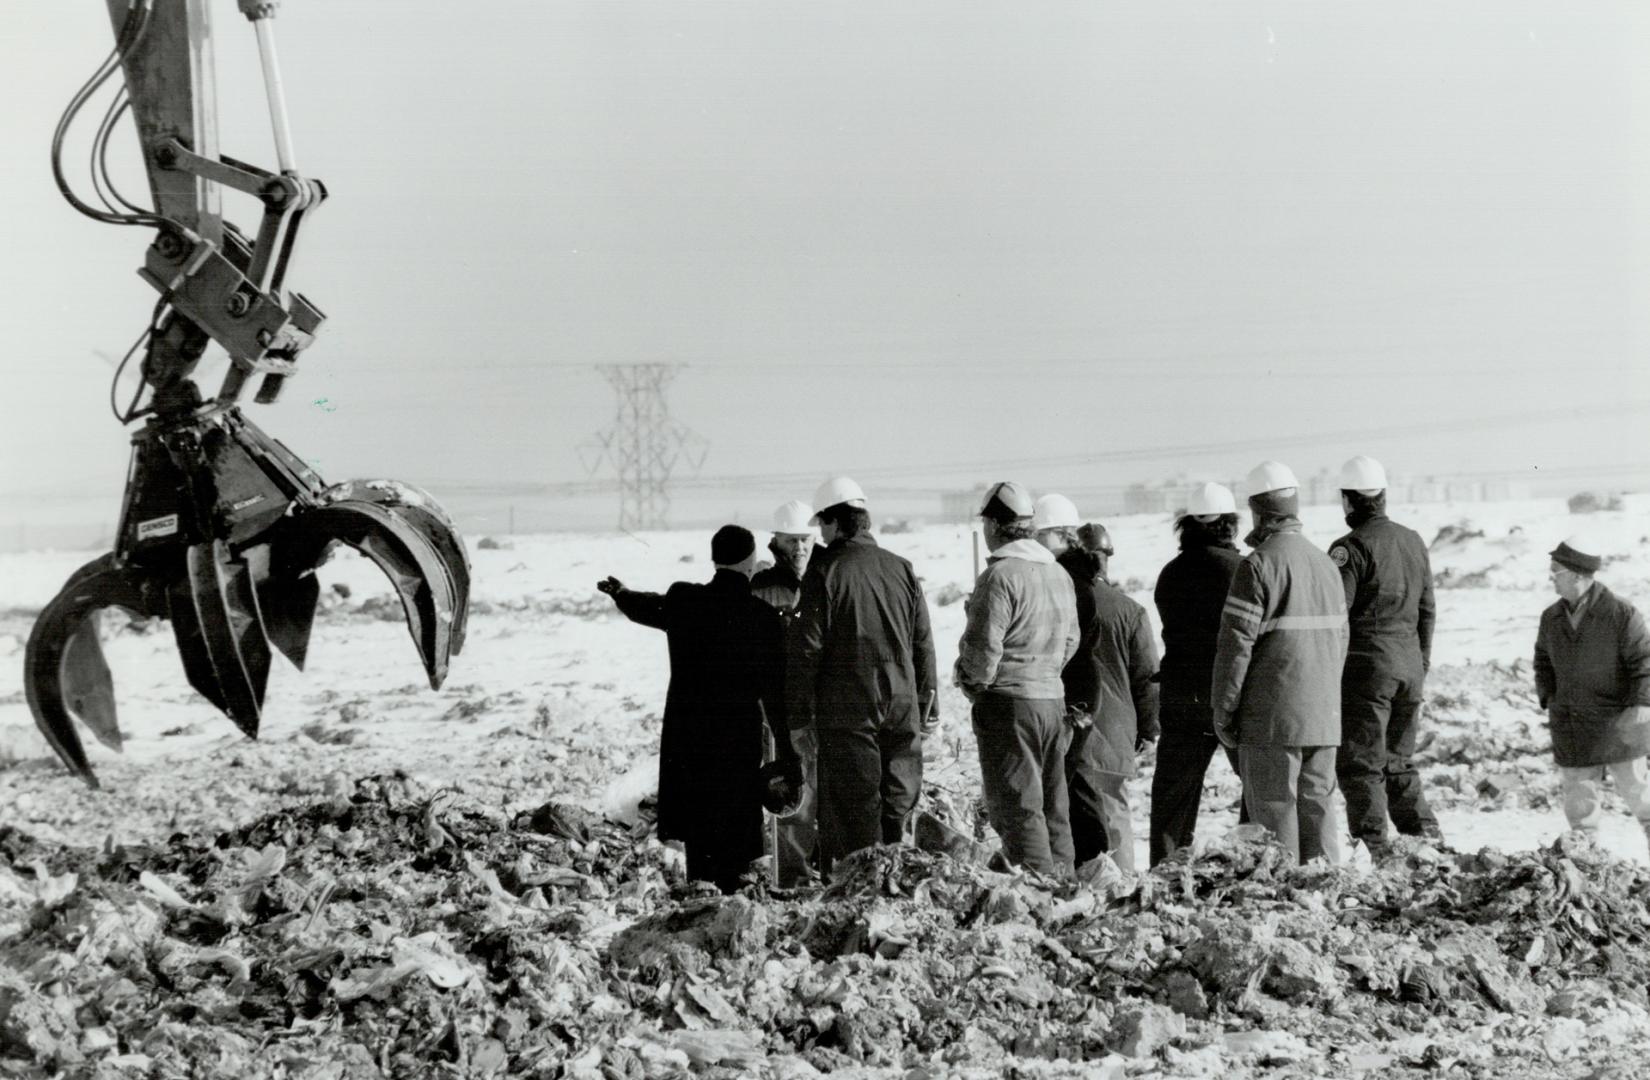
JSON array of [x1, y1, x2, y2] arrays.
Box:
[[1330, 545, 1349, 567]]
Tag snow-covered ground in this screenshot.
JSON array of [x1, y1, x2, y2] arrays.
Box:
[[2, 494, 1648, 867]]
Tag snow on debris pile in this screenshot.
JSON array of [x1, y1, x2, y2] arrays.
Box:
[[5, 778, 1650, 1078]]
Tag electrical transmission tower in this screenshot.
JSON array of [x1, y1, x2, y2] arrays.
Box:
[[581, 363, 708, 531]]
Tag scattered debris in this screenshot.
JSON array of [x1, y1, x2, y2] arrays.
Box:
[[5, 772, 1650, 1076], [1429, 522, 1486, 551]]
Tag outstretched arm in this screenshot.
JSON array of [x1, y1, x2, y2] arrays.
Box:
[[600, 577, 669, 631]]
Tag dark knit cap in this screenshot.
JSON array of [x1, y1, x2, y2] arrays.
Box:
[[1248, 488, 1300, 520], [711, 524, 756, 566], [1550, 540, 1602, 576]]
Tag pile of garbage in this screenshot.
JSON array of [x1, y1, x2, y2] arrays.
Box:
[[5, 774, 1650, 1079]]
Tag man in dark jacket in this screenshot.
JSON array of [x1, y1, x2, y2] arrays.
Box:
[[1149, 481, 1248, 866], [1212, 461, 1349, 864], [751, 499, 824, 886], [1534, 537, 1650, 853], [1328, 455, 1442, 852], [600, 525, 797, 892], [789, 477, 938, 873], [1036, 495, 1159, 871], [751, 499, 819, 616]]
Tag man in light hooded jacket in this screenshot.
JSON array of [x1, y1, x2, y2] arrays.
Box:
[[957, 482, 1081, 874], [1212, 461, 1349, 864]]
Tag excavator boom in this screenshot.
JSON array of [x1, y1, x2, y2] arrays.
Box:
[[28, 0, 470, 787]]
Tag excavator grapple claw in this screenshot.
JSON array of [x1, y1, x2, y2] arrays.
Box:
[[24, 412, 470, 787]]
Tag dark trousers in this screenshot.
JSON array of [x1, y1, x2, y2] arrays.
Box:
[[815, 712, 922, 872], [1337, 660, 1438, 847], [1148, 705, 1247, 866], [685, 841, 750, 893], [1066, 727, 1135, 871], [972, 693, 1074, 875], [1239, 743, 1341, 864], [774, 726, 819, 886]]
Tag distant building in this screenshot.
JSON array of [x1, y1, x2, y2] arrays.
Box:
[[942, 487, 989, 523], [1123, 476, 1190, 515], [1304, 468, 1339, 506]]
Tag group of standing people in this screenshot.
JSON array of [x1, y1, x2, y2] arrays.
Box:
[[602, 455, 1650, 891]]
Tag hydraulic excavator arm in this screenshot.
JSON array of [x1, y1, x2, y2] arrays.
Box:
[[28, 0, 471, 788]]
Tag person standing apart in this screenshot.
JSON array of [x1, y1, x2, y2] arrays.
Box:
[[1534, 536, 1650, 853], [957, 482, 1080, 874], [1212, 461, 1349, 864]]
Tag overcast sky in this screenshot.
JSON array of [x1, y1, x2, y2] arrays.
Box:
[[3, 1, 1647, 530]]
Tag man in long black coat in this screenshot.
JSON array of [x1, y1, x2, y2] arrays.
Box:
[[600, 525, 796, 892]]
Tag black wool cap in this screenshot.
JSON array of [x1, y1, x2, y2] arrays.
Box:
[[712, 524, 756, 566]]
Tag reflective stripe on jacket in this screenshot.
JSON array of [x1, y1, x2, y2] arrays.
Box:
[[1211, 523, 1349, 746]]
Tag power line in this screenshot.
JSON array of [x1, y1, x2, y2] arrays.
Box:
[[428, 400, 1650, 497], [657, 399, 1650, 487]]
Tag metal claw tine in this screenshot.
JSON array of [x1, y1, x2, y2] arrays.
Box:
[[62, 620, 123, 753], [183, 540, 272, 738], [258, 569, 320, 670], [389, 504, 470, 655], [169, 574, 231, 715], [322, 480, 471, 654], [25, 554, 155, 788], [276, 498, 455, 689]]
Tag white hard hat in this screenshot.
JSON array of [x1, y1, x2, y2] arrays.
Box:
[[1033, 493, 1081, 531], [1338, 455, 1388, 492], [1186, 481, 1236, 516], [1246, 460, 1299, 496], [810, 476, 867, 524], [772, 500, 815, 535]]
